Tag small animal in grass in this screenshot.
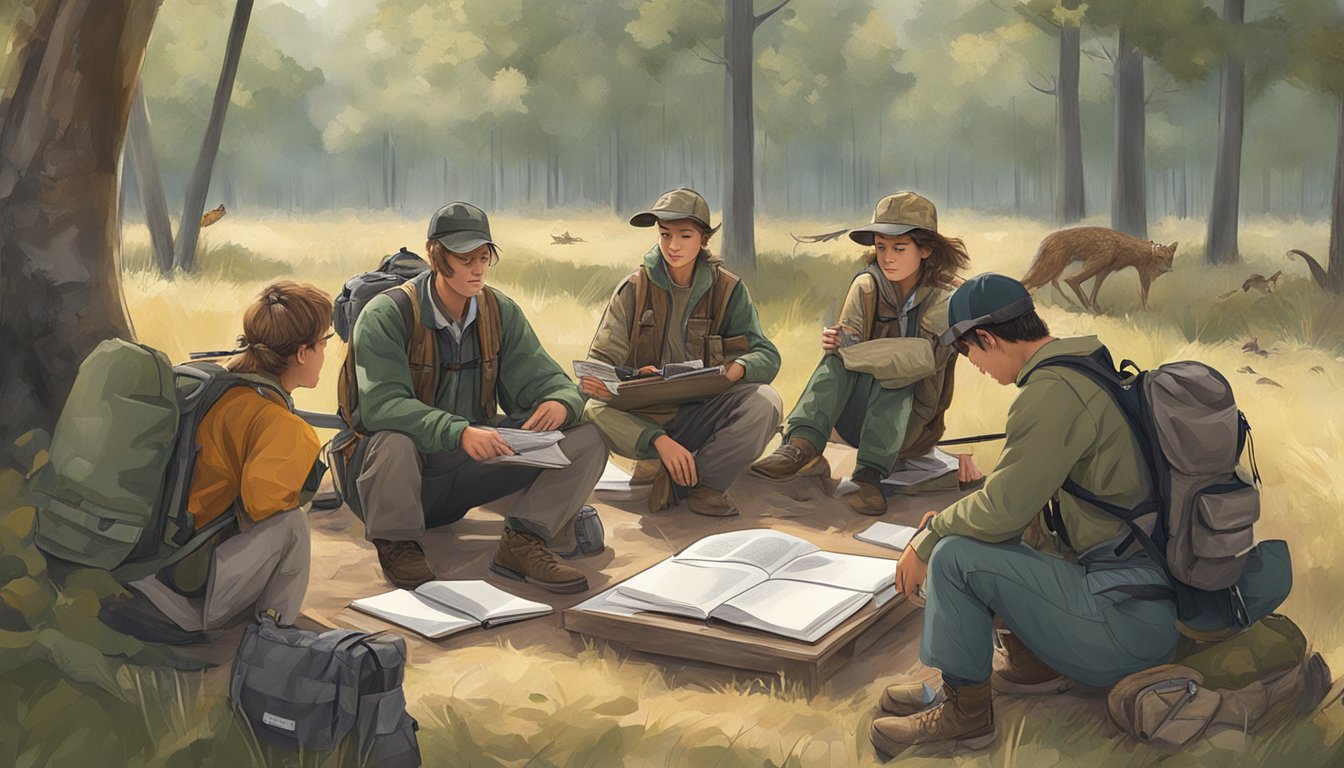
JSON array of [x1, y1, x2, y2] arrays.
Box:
[[200, 204, 226, 228], [1219, 270, 1283, 299], [1021, 227, 1176, 312], [550, 231, 586, 245], [1241, 338, 1273, 357]]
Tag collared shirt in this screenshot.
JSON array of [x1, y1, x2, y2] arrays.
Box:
[[897, 289, 917, 336], [429, 293, 478, 343]]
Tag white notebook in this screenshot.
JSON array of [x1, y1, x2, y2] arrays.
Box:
[[854, 521, 919, 552], [350, 580, 552, 639]]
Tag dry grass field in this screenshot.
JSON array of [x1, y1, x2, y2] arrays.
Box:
[[30, 209, 1343, 765]]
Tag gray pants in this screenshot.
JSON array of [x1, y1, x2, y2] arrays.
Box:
[[921, 536, 1179, 688], [132, 507, 311, 632], [356, 423, 607, 551], [663, 383, 783, 492]]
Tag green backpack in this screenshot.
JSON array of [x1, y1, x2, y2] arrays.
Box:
[[32, 339, 293, 582]]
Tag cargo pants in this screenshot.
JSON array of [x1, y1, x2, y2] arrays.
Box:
[[920, 536, 1180, 687], [784, 355, 914, 475]]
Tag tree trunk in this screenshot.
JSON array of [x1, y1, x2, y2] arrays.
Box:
[[1327, 97, 1344, 292], [126, 82, 174, 273], [172, 0, 253, 272], [1206, 0, 1245, 264], [1112, 24, 1147, 239], [722, 0, 758, 275], [1056, 0, 1085, 223], [0, 0, 161, 446]]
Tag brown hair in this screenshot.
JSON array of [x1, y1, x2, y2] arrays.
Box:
[[228, 280, 333, 378], [425, 239, 499, 278], [864, 228, 971, 289]]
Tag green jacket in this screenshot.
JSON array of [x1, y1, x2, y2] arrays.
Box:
[[914, 336, 1147, 562], [351, 272, 584, 454], [584, 247, 781, 458]]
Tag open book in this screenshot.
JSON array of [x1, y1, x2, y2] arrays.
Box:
[[606, 529, 897, 643], [480, 428, 570, 469], [573, 359, 724, 395], [350, 580, 552, 639]]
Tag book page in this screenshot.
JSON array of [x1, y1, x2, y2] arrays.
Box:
[[770, 551, 896, 594], [611, 559, 766, 619], [854, 521, 918, 552], [493, 428, 564, 453], [349, 590, 476, 639], [481, 441, 570, 469], [709, 580, 869, 643], [675, 529, 818, 574], [415, 580, 552, 624], [572, 360, 622, 394]]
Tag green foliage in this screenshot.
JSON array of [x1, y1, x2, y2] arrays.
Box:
[[122, 239, 289, 283]]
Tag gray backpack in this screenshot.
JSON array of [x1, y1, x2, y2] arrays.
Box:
[[331, 247, 429, 343], [230, 613, 420, 766], [1031, 347, 1286, 629]]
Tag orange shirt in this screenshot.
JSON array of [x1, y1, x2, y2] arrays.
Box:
[[187, 386, 321, 526]]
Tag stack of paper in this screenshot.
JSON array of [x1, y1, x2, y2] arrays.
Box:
[[832, 448, 960, 497], [854, 521, 919, 552], [482, 428, 570, 469]]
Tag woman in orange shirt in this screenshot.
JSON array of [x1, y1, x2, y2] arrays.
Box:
[[106, 281, 333, 643]]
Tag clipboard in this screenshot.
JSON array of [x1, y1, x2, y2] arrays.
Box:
[[606, 371, 734, 411]]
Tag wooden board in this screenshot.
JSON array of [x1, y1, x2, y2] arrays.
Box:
[[563, 588, 921, 694]]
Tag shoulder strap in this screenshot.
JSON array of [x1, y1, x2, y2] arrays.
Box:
[[702, 264, 741, 335], [625, 269, 647, 356], [392, 282, 438, 408], [625, 268, 668, 368], [477, 287, 502, 418]]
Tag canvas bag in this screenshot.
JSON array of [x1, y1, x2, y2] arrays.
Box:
[[229, 612, 421, 767], [31, 340, 301, 582]]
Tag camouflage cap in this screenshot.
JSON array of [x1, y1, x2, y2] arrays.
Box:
[[428, 201, 498, 254], [629, 188, 718, 232], [938, 272, 1035, 347], [848, 191, 938, 245]]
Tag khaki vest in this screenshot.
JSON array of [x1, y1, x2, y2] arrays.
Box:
[[624, 264, 744, 369]]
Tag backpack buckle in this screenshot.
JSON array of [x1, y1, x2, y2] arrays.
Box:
[[1228, 585, 1250, 628]]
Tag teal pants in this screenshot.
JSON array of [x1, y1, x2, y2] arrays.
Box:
[[785, 354, 914, 475], [921, 536, 1179, 687]]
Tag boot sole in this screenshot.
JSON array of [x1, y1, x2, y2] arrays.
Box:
[[489, 562, 589, 594], [870, 724, 996, 759], [991, 671, 1073, 696]]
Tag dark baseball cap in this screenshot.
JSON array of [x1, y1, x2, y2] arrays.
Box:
[[849, 191, 939, 245], [938, 273, 1035, 347], [428, 201, 498, 254], [630, 188, 718, 232]]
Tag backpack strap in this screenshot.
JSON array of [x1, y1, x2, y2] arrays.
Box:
[[476, 287, 502, 419], [701, 264, 740, 336], [391, 282, 439, 408], [625, 268, 669, 368]]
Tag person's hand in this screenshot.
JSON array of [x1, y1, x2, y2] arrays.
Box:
[[580, 376, 614, 402], [460, 426, 514, 461], [821, 325, 842, 352], [521, 400, 568, 431], [956, 453, 983, 484], [637, 365, 659, 376], [653, 434, 698, 487], [725, 361, 746, 382], [895, 510, 938, 596]]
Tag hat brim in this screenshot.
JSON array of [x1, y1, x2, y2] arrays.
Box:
[[848, 223, 919, 245], [630, 210, 714, 231], [937, 296, 1036, 347], [435, 232, 496, 253]]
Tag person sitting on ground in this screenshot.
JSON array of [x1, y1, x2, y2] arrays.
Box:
[[869, 273, 1179, 758], [347, 201, 607, 593], [751, 191, 982, 515], [579, 187, 782, 518], [105, 281, 333, 643]]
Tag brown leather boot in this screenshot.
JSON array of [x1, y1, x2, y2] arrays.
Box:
[[878, 681, 946, 716], [629, 458, 663, 486], [750, 436, 828, 480], [845, 466, 888, 515], [647, 467, 680, 514], [373, 539, 436, 589], [992, 628, 1073, 694], [687, 486, 739, 517], [870, 680, 995, 757], [490, 527, 589, 594]]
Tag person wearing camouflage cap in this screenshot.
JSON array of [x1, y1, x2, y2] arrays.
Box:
[[870, 273, 1178, 757], [346, 201, 609, 595], [750, 191, 981, 515], [580, 187, 782, 518]]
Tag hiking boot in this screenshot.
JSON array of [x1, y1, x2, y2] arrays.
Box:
[[648, 467, 685, 514], [991, 628, 1072, 695], [750, 437, 827, 481], [98, 589, 208, 646], [629, 459, 663, 486], [845, 466, 888, 515], [373, 539, 436, 590], [879, 681, 947, 716], [870, 680, 995, 757], [490, 527, 589, 594], [688, 486, 739, 517]]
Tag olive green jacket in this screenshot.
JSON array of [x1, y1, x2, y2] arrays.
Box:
[[913, 336, 1147, 562]]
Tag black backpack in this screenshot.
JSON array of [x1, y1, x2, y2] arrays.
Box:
[[332, 247, 430, 343]]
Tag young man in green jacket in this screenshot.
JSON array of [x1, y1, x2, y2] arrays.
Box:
[[347, 202, 607, 593], [870, 274, 1178, 757], [580, 188, 782, 517]]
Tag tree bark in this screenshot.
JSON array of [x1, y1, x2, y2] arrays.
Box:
[[1206, 0, 1245, 264], [722, 0, 757, 275], [0, 0, 161, 447], [1056, 0, 1085, 224], [1112, 24, 1147, 239], [127, 82, 174, 273], [173, 0, 253, 272]]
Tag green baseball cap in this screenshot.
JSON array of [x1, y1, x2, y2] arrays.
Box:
[[848, 191, 939, 245], [630, 187, 718, 232], [939, 273, 1035, 347], [428, 201, 497, 253]]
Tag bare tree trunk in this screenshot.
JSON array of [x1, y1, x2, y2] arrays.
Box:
[[1290, 97, 1344, 293], [1206, 0, 1245, 264], [173, 0, 253, 272], [126, 82, 174, 273], [1057, 0, 1085, 223], [0, 0, 161, 445], [722, 0, 757, 275], [1112, 24, 1147, 239]]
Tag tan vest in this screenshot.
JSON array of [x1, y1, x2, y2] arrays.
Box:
[[624, 264, 745, 369]]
